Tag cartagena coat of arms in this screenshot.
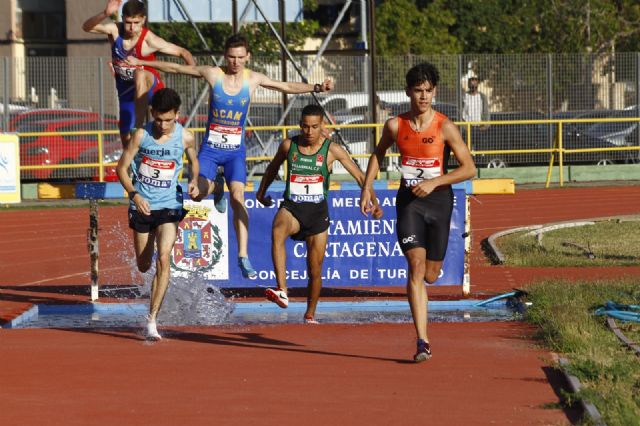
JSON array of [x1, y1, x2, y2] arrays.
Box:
[[171, 204, 223, 273]]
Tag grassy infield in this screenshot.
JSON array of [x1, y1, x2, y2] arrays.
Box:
[[497, 221, 640, 424]]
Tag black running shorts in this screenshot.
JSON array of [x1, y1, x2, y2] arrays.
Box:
[[280, 199, 329, 241], [395, 186, 453, 261], [128, 207, 187, 233]]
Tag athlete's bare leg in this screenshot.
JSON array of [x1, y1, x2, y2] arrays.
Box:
[[228, 180, 249, 258], [304, 230, 328, 319], [133, 69, 154, 129], [405, 247, 429, 342], [133, 229, 156, 273], [146, 222, 179, 321], [271, 207, 301, 292], [194, 175, 214, 201], [424, 260, 443, 284]]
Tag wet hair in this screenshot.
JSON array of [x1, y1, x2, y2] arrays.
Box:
[[122, 0, 147, 18], [150, 88, 181, 113], [301, 104, 325, 120], [225, 34, 250, 52], [405, 62, 440, 88]]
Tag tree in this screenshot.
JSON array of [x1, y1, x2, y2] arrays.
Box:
[[374, 0, 461, 55]]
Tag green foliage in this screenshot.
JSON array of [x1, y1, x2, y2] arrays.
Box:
[[374, 0, 461, 55], [497, 221, 640, 267], [525, 280, 640, 423], [148, 20, 318, 59]]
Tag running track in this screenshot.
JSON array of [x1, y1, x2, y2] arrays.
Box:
[[1, 184, 639, 425]]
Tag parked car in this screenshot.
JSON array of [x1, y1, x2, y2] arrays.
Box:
[[471, 112, 631, 168], [8, 108, 110, 132], [17, 117, 120, 181]]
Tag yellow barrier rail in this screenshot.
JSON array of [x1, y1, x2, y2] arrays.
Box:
[[16, 117, 640, 186]]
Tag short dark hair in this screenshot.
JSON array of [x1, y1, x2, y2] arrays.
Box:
[[301, 104, 324, 120], [405, 62, 440, 88], [225, 34, 249, 52], [150, 88, 181, 113], [122, 0, 147, 18]]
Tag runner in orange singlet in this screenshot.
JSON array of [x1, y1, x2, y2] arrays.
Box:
[[360, 62, 476, 363]]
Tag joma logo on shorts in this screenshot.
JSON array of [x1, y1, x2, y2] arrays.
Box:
[[402, 235, 416, 244]]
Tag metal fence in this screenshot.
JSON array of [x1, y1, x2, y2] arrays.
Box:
[[1, 52, 639, 181]]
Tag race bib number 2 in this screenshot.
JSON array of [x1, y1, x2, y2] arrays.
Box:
[[207, 124, 242, 150], [139, 156, 175, 188], [290, 174, 324, 203], [401, 156, 441, 187]]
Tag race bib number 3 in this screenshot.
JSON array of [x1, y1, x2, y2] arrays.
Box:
[[401, 156, 442, 187], [207, 124, 242, 150], [290, 174, 324, 203], [139, 156, 175, 188]]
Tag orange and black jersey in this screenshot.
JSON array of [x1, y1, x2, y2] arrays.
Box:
[[395, 111, 450, 189]]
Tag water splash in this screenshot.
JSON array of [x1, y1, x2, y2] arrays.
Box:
[[137, 267, 235, 326]]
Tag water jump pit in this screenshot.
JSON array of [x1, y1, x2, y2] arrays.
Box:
[[4, 298, 522, 329]]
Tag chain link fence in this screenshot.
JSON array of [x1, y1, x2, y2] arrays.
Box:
[[1, 52, 639, 181]]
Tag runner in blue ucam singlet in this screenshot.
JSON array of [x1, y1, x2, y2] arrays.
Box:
[[199, 69, 251, 185]]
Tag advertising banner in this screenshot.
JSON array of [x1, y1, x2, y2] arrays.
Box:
[[0, 134, 21, 203], [172, 188, 467, 288]]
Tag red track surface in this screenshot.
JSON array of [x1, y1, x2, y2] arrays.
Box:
[[1, 184, 639, 425]]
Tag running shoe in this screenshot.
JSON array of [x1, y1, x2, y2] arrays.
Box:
[[238, 257, 257, 279], [265, 288, 289, 308], [303, 315, 319, 324], [414, 338, 432, 363], [213, 173, 226, 214], [144, 319, 162, 341]]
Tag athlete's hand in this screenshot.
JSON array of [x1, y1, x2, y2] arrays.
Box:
[[133, 195, 151, 216], [320, 78, 334, 93], [360, 187, 378, 217], [188, 180, 199, 200], [370, 204, 384, 219], [412, 179, 439, 198], [104, 0, 122, 17], [256, 191, 273, 207]]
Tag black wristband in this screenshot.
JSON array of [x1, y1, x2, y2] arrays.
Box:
[[313, 83, 322, 93], [128, 191, 138, 200]]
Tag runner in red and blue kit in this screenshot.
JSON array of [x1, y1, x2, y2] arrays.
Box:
[[111, 26, 164, 136], [82, 0, 194, 147]]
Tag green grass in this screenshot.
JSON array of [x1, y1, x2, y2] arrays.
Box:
[[525, 279, 640, 425], [496, 220, 640, 267]]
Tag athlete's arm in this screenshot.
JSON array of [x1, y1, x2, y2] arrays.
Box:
[[183, 129, 200, 200], [330, 143, 383, 219], [144, 32, 196, 66], [411, 119, 477, 198], [126, 56, 214, 80], [360, 117, 397, 217], [116, 128, 151, 215], [256, 138, 292, 207], [82, 0, 120, 36], [255, 73, 334, 95]]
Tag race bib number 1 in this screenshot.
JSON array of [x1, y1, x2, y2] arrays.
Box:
[[139, 156, 175, 188], [207, 124, 242, 150], [290, 174, 324, 203], [401, 156, 441, 187]]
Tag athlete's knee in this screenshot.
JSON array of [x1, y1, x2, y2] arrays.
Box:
[[137, 258, 152, 273], [424, 270, 439, 284], [155, 252, 171, 272], [424, 262, 442, 284]]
